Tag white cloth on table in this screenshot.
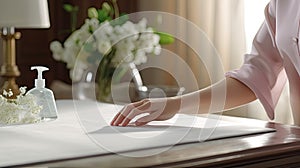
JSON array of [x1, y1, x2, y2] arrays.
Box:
[[0, 100, 274, 167]]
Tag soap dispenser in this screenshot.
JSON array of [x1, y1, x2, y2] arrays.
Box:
[[27, 66, 58, 121]]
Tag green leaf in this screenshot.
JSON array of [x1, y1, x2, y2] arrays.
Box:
[[120, 13, 127, 17], [110, 14, 129, 26], [63, 4, 74, 12], [155, 31, 175, 44], [98, 9, 110, 22]]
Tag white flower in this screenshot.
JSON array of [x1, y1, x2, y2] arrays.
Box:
[[101, 21, 114, 34], [81, 18, 100, 33], [0, 87, 42, 126], [19, 86, 27, 95], [134, 50, 147, 65], [2, 90, 8, 97], [151, 34, 160, 45], [97, 40, 112, 55], [50, 17, 163, 81], [136, 18, 147, 31], [3, 89, 13, 97], [153, 45, 162, 55], [50, 41, 64, 61]]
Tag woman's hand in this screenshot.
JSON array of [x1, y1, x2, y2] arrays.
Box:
[[110, 97, 180, 127]]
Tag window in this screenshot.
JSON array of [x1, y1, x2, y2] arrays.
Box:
[[244, 0, 269, 52]]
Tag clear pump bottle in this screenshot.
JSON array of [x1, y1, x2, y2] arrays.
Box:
[[27, 66, 58, 121]]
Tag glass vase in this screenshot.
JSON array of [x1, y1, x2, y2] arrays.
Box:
[[72, 65, 98, 100], [73, 49, 130, 103], [96, 60, 129, 103]]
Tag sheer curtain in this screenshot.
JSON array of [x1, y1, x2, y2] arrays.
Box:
[[137, 0, 293, 124], [138, 0, 246, 81]]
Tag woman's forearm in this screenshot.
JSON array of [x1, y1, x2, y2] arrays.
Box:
[[111, 77, 257, 126], [175, 77, 257, 114]]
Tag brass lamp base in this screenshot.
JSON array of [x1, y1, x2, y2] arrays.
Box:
[[0, 27, 21, 98], [1, 77, 20, 97]]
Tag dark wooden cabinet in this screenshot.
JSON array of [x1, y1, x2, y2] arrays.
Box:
[[13, 0, 138, 89]]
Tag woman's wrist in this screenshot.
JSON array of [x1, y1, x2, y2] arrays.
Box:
[[168, 92, 201, 115]]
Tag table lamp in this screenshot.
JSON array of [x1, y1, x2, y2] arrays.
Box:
[[0, 0, 50, 98]]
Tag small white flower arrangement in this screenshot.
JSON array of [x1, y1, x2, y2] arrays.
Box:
[[50, 17, 162, 82], [0, 87, 42, 126]]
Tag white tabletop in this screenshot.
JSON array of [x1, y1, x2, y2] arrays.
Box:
[[0, 100, 274, 167]]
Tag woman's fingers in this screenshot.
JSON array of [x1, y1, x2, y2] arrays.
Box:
[[111, 100, 144, 125], [110, 112, 123, 126], [110, 106, 132, 126], [110, 97, 170, 127], [111, 99, 151, 126]]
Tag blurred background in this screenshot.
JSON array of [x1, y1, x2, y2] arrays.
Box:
[[0, 0, 293, 124]]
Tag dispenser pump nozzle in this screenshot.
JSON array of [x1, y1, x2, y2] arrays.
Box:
[[31, 66, 49, 88]]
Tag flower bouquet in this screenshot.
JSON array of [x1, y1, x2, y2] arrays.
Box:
[[50, 0, 174, 102], [0, 87, 41, 126]]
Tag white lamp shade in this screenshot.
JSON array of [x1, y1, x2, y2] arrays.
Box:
[[0, 0, 50, 28]]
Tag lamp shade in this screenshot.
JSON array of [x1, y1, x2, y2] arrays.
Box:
[[0, 0, 50, 28]]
